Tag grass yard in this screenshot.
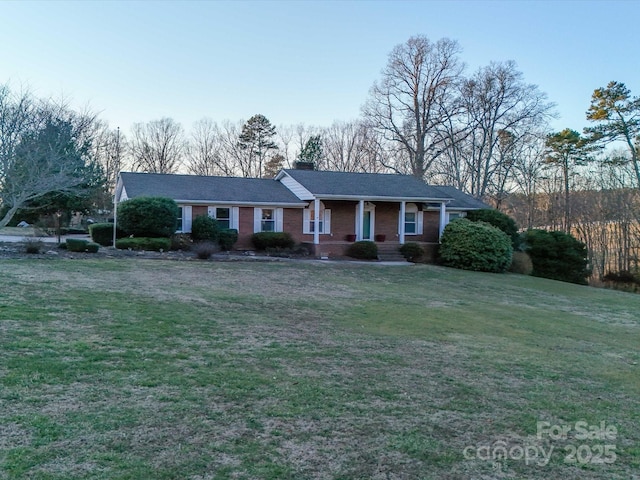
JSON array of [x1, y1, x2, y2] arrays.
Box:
[[0, 258, 639, 479]]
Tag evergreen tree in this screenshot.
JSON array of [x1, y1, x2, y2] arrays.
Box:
[[237, 114, 278, 177]]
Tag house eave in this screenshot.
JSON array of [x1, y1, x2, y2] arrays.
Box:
[[172, 199, 308, 208], [315, 194, 452, 203]]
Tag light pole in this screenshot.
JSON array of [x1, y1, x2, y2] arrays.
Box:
[[55, 211, 62, 245]]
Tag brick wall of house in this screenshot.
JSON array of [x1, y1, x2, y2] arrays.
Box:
[[374, 203, 400, 241], [324, 200, 357, 241], [236, 207, 255, 249], [284, 208, 308, 243], [423, 211, 440, 243]]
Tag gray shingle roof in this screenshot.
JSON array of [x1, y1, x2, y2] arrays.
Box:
[[282, 169, 451, 200], [430, 185, 491, 210], [119, 172, 304, 204]]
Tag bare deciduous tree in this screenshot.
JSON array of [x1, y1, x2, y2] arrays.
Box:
[[131, 117, 185, 174], [457, 61, 555, 199], [186, 118, 235, 176], [362, 35, 463, 180], [319, 121, 386, 173]]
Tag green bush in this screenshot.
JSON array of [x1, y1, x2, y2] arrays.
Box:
[[85, 242, 100, 253], [439, 219, 512, 273], [115, 237, 171, 252], [346, 241, 378, 260], [218, 229, 238, 251], [523, 229, 590, 285], [251, 232, 295, 250], [66, 238, 89, 252], [117, 197, 179, 238], [89, 223, 127, 246], [191, 215, 220, 242], [466, 209, 520, 249], [510, 251, 533, 275], [399, 242, 424, 262]]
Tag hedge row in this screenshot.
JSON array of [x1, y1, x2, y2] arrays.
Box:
[[115, 237, 171, 252]]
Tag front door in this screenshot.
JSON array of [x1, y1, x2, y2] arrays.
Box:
[[363, 211, 372, 240]]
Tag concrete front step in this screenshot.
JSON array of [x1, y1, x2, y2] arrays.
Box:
[[375, 243, 407, 261]]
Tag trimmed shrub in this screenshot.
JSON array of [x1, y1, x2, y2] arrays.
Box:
[[89, 223, 127, 246], [66, 238, 90, 252], [170, 233, 193, 251], [523, 229, 590, 285], [85, 242, 100, 253], [439, 219, 512, 273], [193, 241, 218, 259], [399, 242, 424, 262], [251, 232, 295, 250], [218, 229, 238, 251], [191, 215, 220, 242], [466, 209, 520, 249], [510, 251, 533, 275], [346, 241, 378, 260], [115, 237, 171, 252], [117, 196, 179, 238]]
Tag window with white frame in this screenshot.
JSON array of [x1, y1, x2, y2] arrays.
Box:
[[209, 207, 230, 229], [303, 202, 331, 234], [403, 203, 423, 235], [261, 209, 275, 232], [253, 208, 283, 233], [176, 206, 183, 232]]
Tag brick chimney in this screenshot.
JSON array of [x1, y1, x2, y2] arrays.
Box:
[[294, 161, 315, 170]]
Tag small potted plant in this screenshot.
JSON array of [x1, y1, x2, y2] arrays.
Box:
[[345, 234, 356, 242], [375, 234, 386, 242]]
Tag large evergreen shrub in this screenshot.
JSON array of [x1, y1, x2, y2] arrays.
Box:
[[466, 209, 520, 249], [439, 219, 512, 273], [117, 197, 179, 238], [191, 215, 220, 242], [523, 229, 590, 284]]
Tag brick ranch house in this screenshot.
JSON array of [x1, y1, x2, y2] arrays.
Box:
[[115, 168, 488, 257]]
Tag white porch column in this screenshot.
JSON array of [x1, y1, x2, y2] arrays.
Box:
[[357, 200, 364, 241], [399, 201, 406, 245], [313, 198, 320, 245], [438, 201, 447, 240]]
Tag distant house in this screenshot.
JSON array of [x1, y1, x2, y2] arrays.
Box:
[[115, 168, 488, 257]]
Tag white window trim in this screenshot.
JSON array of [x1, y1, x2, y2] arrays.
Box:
[[177, 205, 193, 233], [403, 203, 423, 236], [207, 206, 239, 230], [253, 207, 284, 233], [303, 202, 331, 235]]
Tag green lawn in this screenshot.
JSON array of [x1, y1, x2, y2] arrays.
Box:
[[0, 259, 638, 479]]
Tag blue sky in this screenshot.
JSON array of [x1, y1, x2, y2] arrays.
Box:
[[1, 0, 638, 134]]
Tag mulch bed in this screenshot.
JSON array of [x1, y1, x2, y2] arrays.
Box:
[[0, 241, 315, 262]]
